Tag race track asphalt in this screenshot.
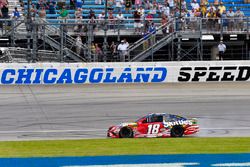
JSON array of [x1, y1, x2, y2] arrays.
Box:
[[0, 82, 250, 141]]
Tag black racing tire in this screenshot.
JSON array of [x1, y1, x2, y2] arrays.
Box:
[[170, 125, 184, 137], [119, 127, 133, 138]]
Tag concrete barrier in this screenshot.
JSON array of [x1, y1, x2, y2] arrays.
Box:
[[1, 61, 250, 84]]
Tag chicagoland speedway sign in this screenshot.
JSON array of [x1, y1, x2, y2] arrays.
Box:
[[0, 63, 167, 84], [1, 61, 250, 84]]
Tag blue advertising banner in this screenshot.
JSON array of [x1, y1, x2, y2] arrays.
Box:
[[0, 154, 250, 167]]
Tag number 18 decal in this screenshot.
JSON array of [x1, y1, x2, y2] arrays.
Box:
[[148, 124, 160, 134]]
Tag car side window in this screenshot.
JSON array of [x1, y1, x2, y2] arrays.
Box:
[[142, 119, 147, 123], [150, 115, 163, 123]]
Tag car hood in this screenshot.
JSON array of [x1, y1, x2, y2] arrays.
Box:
[[119, 122, 137, 127]]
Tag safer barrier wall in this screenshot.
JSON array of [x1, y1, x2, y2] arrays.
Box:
[[1, 61, 250, 84]]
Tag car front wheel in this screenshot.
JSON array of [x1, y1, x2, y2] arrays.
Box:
[[119, 127, 133, 138]]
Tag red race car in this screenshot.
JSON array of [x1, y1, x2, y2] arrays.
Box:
[[107, 113, 199, 138]]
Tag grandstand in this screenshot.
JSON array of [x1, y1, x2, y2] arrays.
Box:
[[0, 0, 249, 62]]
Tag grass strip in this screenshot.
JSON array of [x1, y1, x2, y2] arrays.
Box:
[[0, 137, 249, 158]]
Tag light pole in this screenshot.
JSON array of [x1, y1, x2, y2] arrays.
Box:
[[26, 0, 33, 61], [177, 0, 182, 61], [103, 0, 108, 62]]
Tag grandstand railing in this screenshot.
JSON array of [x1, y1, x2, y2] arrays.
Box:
[[37, 18, 90, 58], [127, 18, 175, 61], [0, 17, 249, 62], [0, 47, 60, 63]]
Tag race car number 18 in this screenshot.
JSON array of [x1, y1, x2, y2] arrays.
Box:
[[148, 124, 160, 134]]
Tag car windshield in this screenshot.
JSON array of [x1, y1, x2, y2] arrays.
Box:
[[165, 114, 187, 121], [136, 114, 164, 123], [136, 114, 186, 123], [135, 116, 146, 123]]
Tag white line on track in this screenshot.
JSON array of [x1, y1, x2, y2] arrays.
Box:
[[211, 162, 250, 166], [200, 127, 250, 130], [62, 163, 200, 167], [0, 129, 106, 134]]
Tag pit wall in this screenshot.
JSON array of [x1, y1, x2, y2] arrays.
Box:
[[1, 61, 250, 84]]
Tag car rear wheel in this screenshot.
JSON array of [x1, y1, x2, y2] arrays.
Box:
[[171, 125, 184, 137], [119, 127, 133, 138]]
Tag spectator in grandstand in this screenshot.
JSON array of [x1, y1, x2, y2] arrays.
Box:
[[12, 7, 20, 19], [95, 43, 104, 61], [0, 0, 7, 8], [150, 1, 159, 16], [148, 22, 156, 45], [158, 2, 164, 14], [202, 0, 209, 6], [48, 2, 56, 15], [38, 6, 46, 19], [117, 40, 128, 62], [75, 35, 83, 55], [125, 0, 132, 13], [226, 7, 234, 31], [1, 3, 9, 18], [115, 0, 123, 13], [98, 11, 105, 29], [90, 42, 96, 61], [138, 6, 145, 19], [88, 16, 97, 31], [88, 9, 96, 19], [190, 0, 199, 10], [145, 11, 153, 32], [30, 3, 37, 20], [38, 6, 46, 34], [161, 3, 170, 18], [108, 11, 115, 29], [180, 9, 187, 31], [215, 8, 221, 31], [116, 11, 124, 28], [167, 0, 174, 11], [135, 0, 141, 9], [0, 8, 2, 28], [144, 0, 151, 10], [70, 0, 75, 9], [134, 10, 141, 34], [142, 30, 149, 50], [189, 8, 198, 32], [221, 10, 228, 31], [207, 3, 216, 12], [218, 41, 226, 60], [59, 6, 69, 22], [161, 14, 168, 34], [74, 11, 84, 32], [74, 19, 83, 32], [109, 41, 117, 61], [145, 11, 153, 23], [234, 8, 244, 31], [174, 8, 181, 30], [75, 7, 82, 19], [108, 0, 114, 11], [206, 7, 215, 32], [180, 0, 187, 11], [214, 0, 219, 6], [57, 0, 66, 9], [124, 38, 129, 47], [218, 2, 226, 14], [36, 0, 42, 10], [200, 3, 207, 18]]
